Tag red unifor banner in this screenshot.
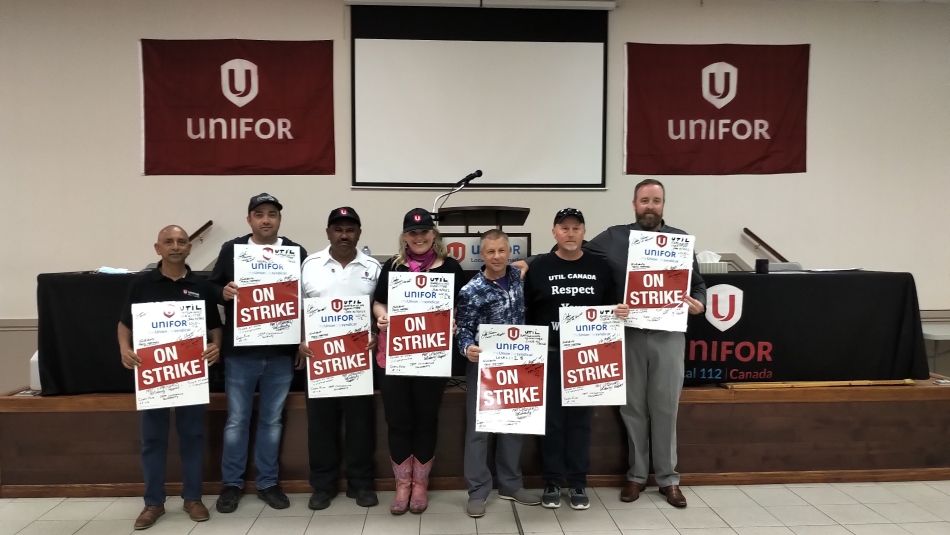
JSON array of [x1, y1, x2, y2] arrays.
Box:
[[142, 39, 334, 175], [625, 43, 808, 175]]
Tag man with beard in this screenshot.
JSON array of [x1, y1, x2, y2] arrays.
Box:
[[211, 193, 308, 513], [297, 207, 381, 510], [585, 179, 706, 508]]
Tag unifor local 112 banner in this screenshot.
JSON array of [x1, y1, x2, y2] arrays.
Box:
[[233, 244, 301, 346], [303, 296, 373, 398], [141, 39, 334, 175], [626, 43, 808, 175], [559, 306, 626, 406], [475, 324, 548, 435], [132, 300, 209, 411], [624, 231, 694, 332], [385, 272, 455, 377]]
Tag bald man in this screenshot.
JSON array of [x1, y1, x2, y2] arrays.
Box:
[[118, 225, 223, 530]]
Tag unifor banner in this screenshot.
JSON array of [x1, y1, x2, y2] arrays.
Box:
[[626, 43, 808, 175], [142, 39, 334, 175]]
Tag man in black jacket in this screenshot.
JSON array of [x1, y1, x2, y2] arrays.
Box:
[[210, 193, 308, 513]]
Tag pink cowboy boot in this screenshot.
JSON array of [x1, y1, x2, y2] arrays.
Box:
[[409, 456, 433, 514], [390, 456, 413, 515]]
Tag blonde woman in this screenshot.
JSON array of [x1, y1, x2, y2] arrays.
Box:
[[372, 208, 464, 515]]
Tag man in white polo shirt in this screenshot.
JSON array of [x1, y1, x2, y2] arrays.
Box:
[[297, 207, 382, 510]]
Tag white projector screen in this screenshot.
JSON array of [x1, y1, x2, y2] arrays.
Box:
[[351, 7, 608, 189]]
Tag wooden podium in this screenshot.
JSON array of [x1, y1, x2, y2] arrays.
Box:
[[435, 206, 529, 233]]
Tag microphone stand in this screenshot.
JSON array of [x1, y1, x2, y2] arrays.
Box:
[[432, 183, 469, 226], [432, 171, 480, 227]]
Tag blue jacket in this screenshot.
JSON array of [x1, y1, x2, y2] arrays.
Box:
[[456, 266, 525, 353]]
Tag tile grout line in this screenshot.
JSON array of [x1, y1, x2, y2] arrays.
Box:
[[510, 500, 525, 535]]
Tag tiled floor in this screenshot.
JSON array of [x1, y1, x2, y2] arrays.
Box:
[[2, 481, 949, 534]]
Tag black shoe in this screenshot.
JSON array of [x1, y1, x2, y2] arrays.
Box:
[[308, 490, 334, 511], [257, 485, 290, 509], [541, 484, 561, 509], [215, 485, 242, 514], [569, 488, 590, 510], [346, 487, 379, 507]]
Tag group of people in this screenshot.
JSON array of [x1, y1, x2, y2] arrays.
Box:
[[118, 180, 706, 530]]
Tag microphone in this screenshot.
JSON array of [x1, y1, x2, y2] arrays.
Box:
[[454, 169, 482, 187], [432, 170, 484, 223]]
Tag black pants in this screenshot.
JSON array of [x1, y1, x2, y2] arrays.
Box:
[[381, 374, 448, 464], [542, 349, 592, 488], [305, 394, 376, 492]]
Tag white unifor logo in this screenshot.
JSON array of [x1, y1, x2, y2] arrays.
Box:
[[701, 62, 737, 109], [221, 59, 259, 108], [705, 284, 743, 332]]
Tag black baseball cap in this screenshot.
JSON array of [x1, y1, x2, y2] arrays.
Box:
[[553, 207, 585, 224], [248, 193, 283, 212], [327, 206, 361, 226], [403, 208, 435, 232]]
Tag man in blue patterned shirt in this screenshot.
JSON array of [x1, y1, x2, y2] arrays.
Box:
[[456, 229, 540, 518]]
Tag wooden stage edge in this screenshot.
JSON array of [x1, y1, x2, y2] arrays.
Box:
[[3, 378, 949, 498]]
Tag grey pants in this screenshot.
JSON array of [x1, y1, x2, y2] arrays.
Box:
[[464, 361, 524, 499], [618, 328, 685, 488]]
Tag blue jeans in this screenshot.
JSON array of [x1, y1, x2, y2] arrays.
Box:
[[221, 354, 293, 490], [141, 404, 205, 506]]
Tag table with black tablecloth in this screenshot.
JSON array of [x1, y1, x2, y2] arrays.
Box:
[[686, 271, 929, 384], [37, 270, 929, 395]]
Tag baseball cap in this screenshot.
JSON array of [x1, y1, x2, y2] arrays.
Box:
[[327, 206, 361, 226], [402, 208, 435, 232], [248, 193, 283, 212], [553, 207, 585, 224]]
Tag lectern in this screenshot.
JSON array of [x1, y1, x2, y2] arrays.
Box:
[[434, 206, 532, 273]]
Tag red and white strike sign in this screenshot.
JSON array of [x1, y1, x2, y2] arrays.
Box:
[[623, 231, 695, 332], [303, 295, 372, 398], [233, 244, 301, 346], [132, 300, 209, 411], [385, 272, 455, 377], [559, 306, 626, 406], [475, 324, 548, 435]]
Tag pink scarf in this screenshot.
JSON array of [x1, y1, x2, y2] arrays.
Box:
[[406, 247, 436, 272]]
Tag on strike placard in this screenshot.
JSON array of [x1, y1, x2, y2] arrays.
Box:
[[624, 231, 695, 332], [233, 244, 301, 346], [132, 300, 209, 411], [303, 296, 373, 398], [559, 306, 626, 406], [385, 272, 455, 377], [475, 324, 548, 435]]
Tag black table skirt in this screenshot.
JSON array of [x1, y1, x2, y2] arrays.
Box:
[[685, 271, 929, 384], [37, 270, 928, 395]]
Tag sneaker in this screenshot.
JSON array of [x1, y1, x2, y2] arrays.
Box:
[[541, 484, 561, 509], [466, 497, 487, 518], [346, 487, 379, 508], [569, 488, 590, 510], [308, 490, 334, 510], [498, 488, 541, 506], [215, 486, 242, 514], [257, 485, 290, 509]]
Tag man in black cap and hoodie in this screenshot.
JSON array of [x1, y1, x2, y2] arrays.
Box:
[[211, 193, 308, 514]]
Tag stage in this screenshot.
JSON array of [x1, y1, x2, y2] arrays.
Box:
[[3, 379, 949, 498]]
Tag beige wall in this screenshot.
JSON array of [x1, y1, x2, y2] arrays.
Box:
[[3, 0, 950, 324]]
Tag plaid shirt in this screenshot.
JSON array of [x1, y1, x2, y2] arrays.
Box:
[[456, 266, 525, 353]]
